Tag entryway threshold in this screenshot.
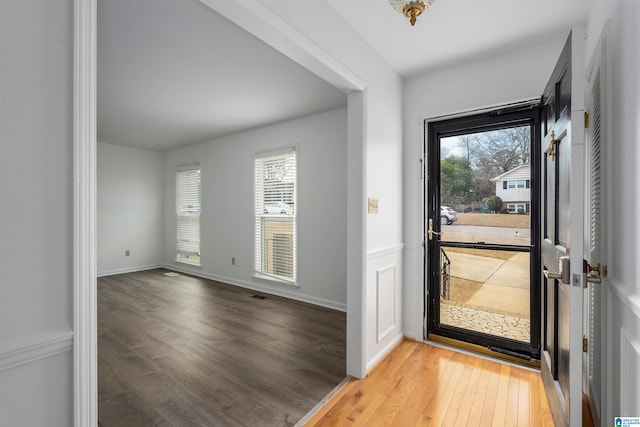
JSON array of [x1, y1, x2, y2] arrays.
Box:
[[427, 334, 540, 369]]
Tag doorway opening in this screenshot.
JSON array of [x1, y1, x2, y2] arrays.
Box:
[[425, 105, 541, 361]]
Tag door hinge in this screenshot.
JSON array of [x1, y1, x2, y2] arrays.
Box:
[[583, 337, 588, 353], [584, 112, 589, 128]]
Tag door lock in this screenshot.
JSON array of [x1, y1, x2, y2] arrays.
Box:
[[427, 218, 441, 241], [584, 260, 604, 285]]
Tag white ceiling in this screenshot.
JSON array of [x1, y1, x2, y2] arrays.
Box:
[[97, 0, 347, 151], [98, 0, 594, 151], [328, 0, 593, 77]]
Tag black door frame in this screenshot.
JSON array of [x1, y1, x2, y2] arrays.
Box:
[[424, 105, 542, 360]]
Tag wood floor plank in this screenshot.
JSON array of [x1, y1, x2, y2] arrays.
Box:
[[529, 370, 543, 427], [442, 360, 474, 425], [505, 371, 520, 426], [453, 354, 485, 426], [467, 359, 494, 426], [517, 368, 531, 427], [478, 359, 503, 426], [362, 355, 422, 425], [491, 364, 512, 427], [387, 345, 437, 426], [419, 351, 467, 426]]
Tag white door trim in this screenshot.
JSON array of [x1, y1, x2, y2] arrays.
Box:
[[584, 20, 611, 427], [569, 25, 586, 427], [73, 0, 97, 426]]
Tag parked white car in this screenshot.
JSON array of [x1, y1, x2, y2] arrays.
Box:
[[440, 206, 458, 225], [263, 202, 293, 214]]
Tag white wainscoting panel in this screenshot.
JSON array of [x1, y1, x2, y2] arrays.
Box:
[[620, 328, 640, 415], [366, 245, 403, 372], [376, 265, 397, 343]]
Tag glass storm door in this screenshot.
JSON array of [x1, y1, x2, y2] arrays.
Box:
[[426, 107, 541, 361]]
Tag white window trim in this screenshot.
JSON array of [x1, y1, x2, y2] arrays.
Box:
[[176, 164, 201, 266], [254, 147, 298, 286]]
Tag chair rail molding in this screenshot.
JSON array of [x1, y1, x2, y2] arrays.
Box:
[[0, 331, 73, 373], [609, 277, 640, 319], [367, 244, 405, 260]]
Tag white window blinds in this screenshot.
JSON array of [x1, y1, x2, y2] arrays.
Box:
[[176, 164, 201, 266], [254, 149, 297, 283]]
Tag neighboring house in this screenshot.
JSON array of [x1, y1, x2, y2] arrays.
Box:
[[490, 164, 531, 213]]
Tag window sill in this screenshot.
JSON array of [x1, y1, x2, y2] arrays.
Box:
[[252, 273, 299, 289], [176, 259, 201, 267]]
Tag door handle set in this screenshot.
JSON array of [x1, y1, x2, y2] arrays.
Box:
[[547, 130, 557, 161], [543, 257, 607, 287], [427, 218, 440, 241], [543, 256, 571, 285]]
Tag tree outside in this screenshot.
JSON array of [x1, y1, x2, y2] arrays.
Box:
[[440, 156, 473, 206], [440, 126, 530, 211], [486, 195, 503, 212]]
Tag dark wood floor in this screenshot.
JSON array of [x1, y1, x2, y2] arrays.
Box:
[[98, 269, 346, 426]]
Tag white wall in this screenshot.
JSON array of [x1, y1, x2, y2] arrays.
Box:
[[163, 108, 348, 310], [402, 36, 569, 339], [0, 0, 74, 425], [97, 142, 164, 276], [586, 0, 640, 421]]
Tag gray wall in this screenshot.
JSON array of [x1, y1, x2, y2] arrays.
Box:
[[0, 0, 74, 425], [97, 142, 164, 276]]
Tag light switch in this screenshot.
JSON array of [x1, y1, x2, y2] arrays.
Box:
[[368, 198, 379, 214]]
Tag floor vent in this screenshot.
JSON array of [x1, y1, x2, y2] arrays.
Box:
[[251, 295, 267, 300], [164, 272, 180, 277]]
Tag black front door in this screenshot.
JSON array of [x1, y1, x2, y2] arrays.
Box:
[[425, 106, 541, 360], [539, 32, 581, 427]]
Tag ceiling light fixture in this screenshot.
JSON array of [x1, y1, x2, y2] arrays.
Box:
[[389, 0, 434, 26]]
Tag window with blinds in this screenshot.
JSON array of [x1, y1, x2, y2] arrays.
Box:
[[176, 164, 201, 266], [254, 149, 296, 283]]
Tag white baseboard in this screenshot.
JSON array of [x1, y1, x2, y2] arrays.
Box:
[[97, 264, 164, 277], [0, 330, 73, 372], [162, 264, 347, 312]]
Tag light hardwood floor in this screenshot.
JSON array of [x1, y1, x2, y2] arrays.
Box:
[[98, 269, 346, 426], [305, 340, 556, 427]]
